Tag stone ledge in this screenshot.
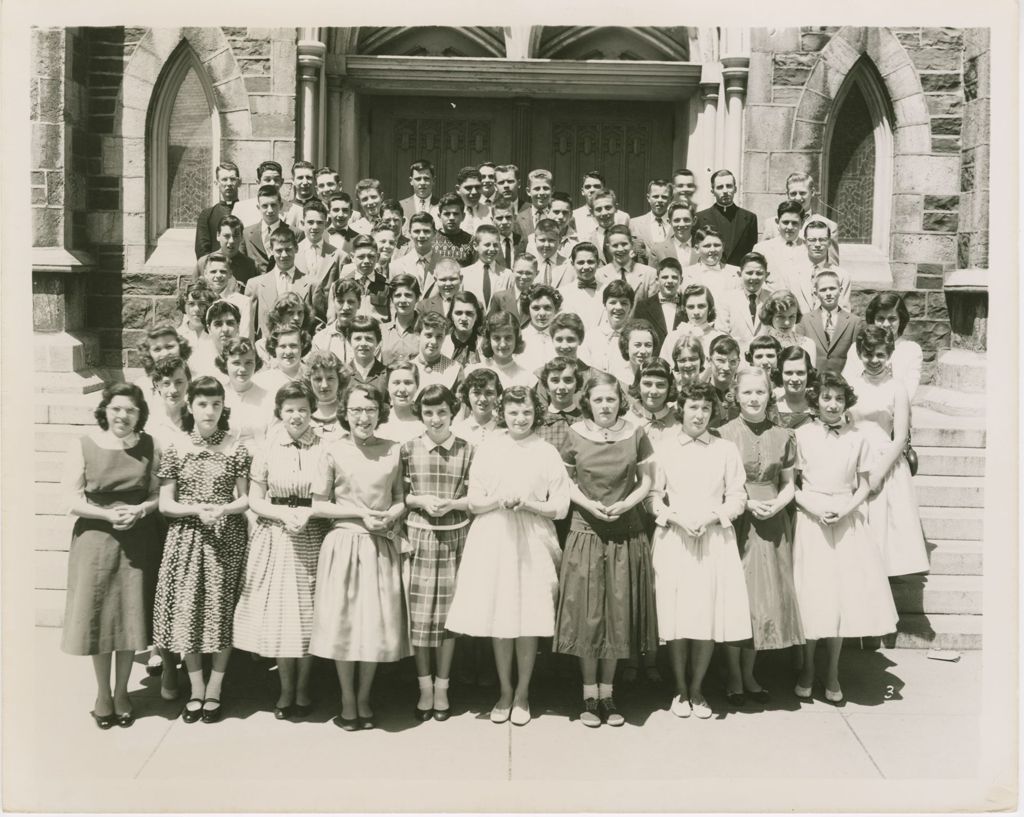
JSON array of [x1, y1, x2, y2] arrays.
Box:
[[943, 268, 987, 290], [32, 246, 95, 273]]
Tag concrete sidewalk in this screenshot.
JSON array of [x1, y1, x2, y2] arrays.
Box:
[[21, 628, 981, 811]]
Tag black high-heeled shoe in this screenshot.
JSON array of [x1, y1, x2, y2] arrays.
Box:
[[274, 704, 294, 720], [414, 706, 433, 722], [90, 710, 116, 730], [292, 702, 313, 718], [116, 711, 136, 728], [333, 714, 360, 731]]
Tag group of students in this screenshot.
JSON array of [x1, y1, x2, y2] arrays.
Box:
[[62, 161, 931, 732]]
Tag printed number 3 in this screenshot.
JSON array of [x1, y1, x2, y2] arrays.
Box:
[[884, 685, 894, 699]]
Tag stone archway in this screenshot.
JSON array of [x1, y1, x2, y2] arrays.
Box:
[[117, 28, 248, 262]]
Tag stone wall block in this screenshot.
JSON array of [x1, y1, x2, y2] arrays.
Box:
[[33, 29, 65, 79], [123, 273, 180, 296], [894, 124, 931, 154], [791, 120, 823, 151], [891, 232, 957, 264], [744, 106, 793, 150], [795, 88, 830, 123], [894, 30, 922, 48], [800, 32, 831, 53], [961, 101, 989, 150], [885, 63, 923, 101], [203, 48, 238, 84], [772, 53, 817, 87], [32, 123, 63, 169], [836, 26, 869, 53], [212, 78, 249, 113], [222, 109, 253, 139], [45, 173, 64, 207], [902, 290, 927, 318], [962, 28, 989, 60], [926, 291, 950, 321], [36, 77, 63, 124], [890, 262, 918, 290], [767, 152, 819, 192], [123, 44, 162, 87], [122, 176, 146, 213], [920, 71, 961, 92], [922, 212, 958, 233], [153, 297, 183, 326], [903, 319, 951, 351], [754, 28, 801, 53], [33, 207, 63, 247], [229, 38, 271, 59], [272, 140, 295, 168], [871, 29, 911, 78], [249, 94, 294, 117], [930, 116, 962, 136], [907, 48, 961, 73], [120, 75, 155, 112], [271, 39, 297, 94], [32, 187, 46, 205], [222, 26, 247, 40], [892, 194, 924, 227], [252, 114, 294, 138], [744, 152, 769, 193], [893, 94, 930, 127], [181, 26, 229, 59], [931, 136, 961, 154], [771, 87, 802, 105], [740, 193, 785, 227], [122, 137, 145, 178], [237, 57, 271, 76], [920, 28, 963, 49], [120, 105, 147, 138], [924, 194, 959, 212], [802, 63, 829, 98]]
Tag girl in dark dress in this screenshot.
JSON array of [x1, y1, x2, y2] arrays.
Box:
[[62, 383, 161, 729]]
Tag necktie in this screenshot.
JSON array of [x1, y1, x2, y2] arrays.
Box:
[[543, 261, 552, 286], [748, 293, 757, 319], [824, 310, 834, 344], [482, 263, 492, 308], [417, 256, 427, 284], [503, 238, 512, 269], [655, 217, 668, 241], [619, 267, 627, 281]]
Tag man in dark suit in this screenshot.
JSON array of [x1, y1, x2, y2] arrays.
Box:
[[515, 169, 553, 238], [633, 258, 686, 349], [490, 201, 527, 269], [399, 159, 440, 226], [241, 184, 300, 276], [194, 214, 257, 288], [194, 162, 241, 258], [325, 191, 360, 256], [693, 169, 759, 268], [244, 226, 315, 340], [797, 270, 863, 376], [486, 255, 538, 325], [415, 258, 463, 320]]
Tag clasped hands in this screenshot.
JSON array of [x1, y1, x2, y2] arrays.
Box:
[[746, 499, 781, 521], [279, 507, 312, 533], [361, 509, 399, 533], [416, 496, 456, 518], [585, 498, 631, 523], [108, 505, 146, 530]]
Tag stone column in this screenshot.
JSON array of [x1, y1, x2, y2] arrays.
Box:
[[32, 27, 103, 393], [690, 69, 721, 208], [325, 75, 343, 174], [296, 40, 326, 164], [721, 56, 750, 185], [339, 86, 359, 193]]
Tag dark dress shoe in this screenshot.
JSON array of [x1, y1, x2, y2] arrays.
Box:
[[432, 707, 451, 722], [181, 698, 204, 723], [292, 702, 313, 718], [359, 716, 376, 730], [332, 715, 360, 731], [116, 711, 136, 728], [274, 705, 293, 720], [201, 698, 222, 723], [91, 711, 116, 730], [746, 688, 770, 704], [415, 706, 433, 722], [726, 691, 746, 707]]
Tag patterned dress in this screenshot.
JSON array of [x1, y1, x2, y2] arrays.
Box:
[[61, 433, 160, 656], [400, 433, 474, 647], [717, 417, 804, 650], [308, 436, 411, 662], [153, 429, 252, 654], [233, 425, 328, 657], [554, 423, 659, 659]]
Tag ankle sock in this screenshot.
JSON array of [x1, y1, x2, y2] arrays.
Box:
[[187, 669, 205, 702], [582, 683, 599, 701], [417, 675, 434, 710], [433, 676, 450, 710], [598, 682, 614, 700]]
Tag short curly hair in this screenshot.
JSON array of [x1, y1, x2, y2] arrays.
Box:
[[778, 345, 818, 394], [151, 356, 192, 385], [138, 326, 193, 375], [674, 381, 721, 424], [671, 335, 706, 370], [680, 284, 717, 324], [617, 318, 657, 362], [413, 384, 460, 420], [94, 382, 149, 432], [549, 311, 585, 342], [480, 310, 525, 358], [495, 386, 546, 431], [854, 324, 896, 357], [578, 371, 630, 420], [459, 367, 502, 409], [540, 356, 586, 392], [215, 337, 263, 375], [809, 371, 858, 411], [274, 381, 317, 420], [519, 283, 563, 319], [266, 324, 312, 359], [338, 382, 390, 431], [760, 289, 802, 326], [628, 358, 678, 406]]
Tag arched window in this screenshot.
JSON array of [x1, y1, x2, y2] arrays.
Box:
[[822, 57, 894, 254], [147, 43, 219, 244]]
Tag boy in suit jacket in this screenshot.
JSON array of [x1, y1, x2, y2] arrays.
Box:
[[649, 201, 700, 268], [390, 211, 442, 295], [195, 214, 257, 288], [244, 226, 315, 340], [632, 257, 686, 350], [778, 221, 851, 315], [716, 251, 774, 355], [797, 270, 863, 376], [529, 219, 574, 289], [595, 224, 658, 303], [491, 201, 527, 268], [399, 159, 440, 227], [487, 254, 538, 325], [341, 234, 391, 323], [573, 170, 630, 239], [241, 184, 300, 275], [515, 169, 553, 237], [415, 259, 462, 320], [294, 199, 347, 322], [462, 224, 511, 311], [693, 169, 758, 267], [629, 179, 674, 254], [194, 161, 241, 257]]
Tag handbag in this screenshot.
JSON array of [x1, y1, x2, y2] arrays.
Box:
[[904, 440, 919, 476]]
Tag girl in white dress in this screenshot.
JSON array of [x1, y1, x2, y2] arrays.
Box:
[[453, 368, 502, 446], [516, 284, 562, 373], [376, 361, 423, 444], [659, 284, 721, 362], [845, 326, 929, 577], [217, 338, 271, 449], [466, 311, 539, 390], [446, 386, 570, 726], [792, 372, 898, 704], [651, 382, 751, 719], [760, 290, 817, 368], [842, 292, 923, 401]]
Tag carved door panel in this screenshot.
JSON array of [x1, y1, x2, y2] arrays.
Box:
[[368, 97, 513, 201], [531, 101, 674, 218]]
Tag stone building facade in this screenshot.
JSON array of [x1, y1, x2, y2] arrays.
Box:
[[31, 25, 989, 386]]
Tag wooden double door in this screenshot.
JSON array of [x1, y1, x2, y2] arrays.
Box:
[[367, 96, 675, 217]]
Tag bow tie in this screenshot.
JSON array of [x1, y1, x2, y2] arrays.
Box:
[[825, 422, 845, 435], [577, 282, 597, 290]]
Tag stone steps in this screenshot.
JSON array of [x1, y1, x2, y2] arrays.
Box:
[[934, 349, 986, 393], [909, 407, 986, 448], [914, 446, 986, 477], [914, 385, 986, 417], [927, 539, 983, 576], [914, 475, 984, 508], [890, 574, 981, 615], [919, 506, 983, 541], [892, 613, 982, 650]]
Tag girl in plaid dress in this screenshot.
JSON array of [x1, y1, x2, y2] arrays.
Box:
[[400, 385, 474, 722]]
